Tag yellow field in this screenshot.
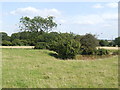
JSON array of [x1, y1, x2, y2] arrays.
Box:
[[97, 47, 119, 50], [0, 46, 34, 49], [0, 46, 119, 50]]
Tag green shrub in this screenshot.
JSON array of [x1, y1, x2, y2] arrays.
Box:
[[47, 41, 58, 51], [96, 49, 109, 56], [2, 40, 12, 46], [80, 47, 97, 55], [80, 34, 99, 55], [51, 39, 80, 59], [99, 40, 109, 46], [20, 40, 28, 46], [34, 42, 48, 49], [12, 39, 23, 46]]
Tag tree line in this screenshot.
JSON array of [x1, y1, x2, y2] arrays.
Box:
[[0, 16, 119, 59]]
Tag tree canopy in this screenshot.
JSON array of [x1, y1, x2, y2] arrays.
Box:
[[19, 16, 57, 32], [114, 37, 120, 47]]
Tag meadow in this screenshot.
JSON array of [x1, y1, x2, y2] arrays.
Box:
[[2, 48, 118, 88]]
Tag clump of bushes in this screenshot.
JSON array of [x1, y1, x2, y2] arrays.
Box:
[[96, 48, 109, 56], [2, 40, 12, 46], [34, 42, 48, 49], [52, 39, 80, 59], [12, 39, 28, 46]]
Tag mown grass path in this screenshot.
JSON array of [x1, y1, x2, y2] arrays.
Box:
[[2, 48, 118, 88]]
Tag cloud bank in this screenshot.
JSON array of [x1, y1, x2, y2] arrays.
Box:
[[10, 7, 61, 17]]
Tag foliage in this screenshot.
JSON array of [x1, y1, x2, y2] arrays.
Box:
[[12, 39, 23, 46], [34, 42, 48, 49], [2, 40, 12, 46], [114, 37, 120, 47], [20, 40, 29, 46], [80, 34, 99, 55], [11, 33, 20, 41], [108, 41, 115, 47], [99, 40, 109, 46], [74, 35, 83, 42], [0, 32, 10, 41], [96, 48, 109, 56], [19, 16, 57, 32], [52, 39, 80, 59]]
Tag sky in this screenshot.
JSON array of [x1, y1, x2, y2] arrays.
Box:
[[0, 2, 118, 40]]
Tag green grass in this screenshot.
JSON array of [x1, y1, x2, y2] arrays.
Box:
[[2, 48, 118, 88]]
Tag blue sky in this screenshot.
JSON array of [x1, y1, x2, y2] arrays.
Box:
[[1, 2, 118, 40]]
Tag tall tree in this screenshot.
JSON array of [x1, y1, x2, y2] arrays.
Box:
[[19, 16, 57, 32]]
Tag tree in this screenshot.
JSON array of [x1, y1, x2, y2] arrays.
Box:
[[2, 40, 12, 46], [80, 34, 99, 55], [0, 32, 10, 41], [34, 42, 48, 49], [96, 48, 109, 56], [19, 16, 57, 32], [74, 35, 83, 42], [114, 37, 120, 47], [12, 39, 23, 46], [99, 40, 109, 46], [108, 41, 115, 46], [11, 33, 20, 41]]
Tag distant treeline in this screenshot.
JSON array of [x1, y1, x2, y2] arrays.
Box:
[[0, 31, 119, 47]]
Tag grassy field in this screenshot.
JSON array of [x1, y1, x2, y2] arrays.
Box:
[[2, 48, 118, 88]]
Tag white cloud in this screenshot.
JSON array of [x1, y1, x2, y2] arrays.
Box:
[[92, 2, 118, 9], [63, 12, 117, 26], [106, 2, 118, 8], [72, 15, 104, 25], [10, 7, 61, 17], [92, 4, 104, 8]]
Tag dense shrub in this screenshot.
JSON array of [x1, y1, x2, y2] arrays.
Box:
[[34, 42, 48, 49], [80, 34, 99, 55], [47, 41, 58, 51], [2, 40, 12, 46], [20, 40, 28, 46], [96, 49, 109, 56], [12, 39, 23, 46], [99, 40, 109, 46], [114, 37, 120, 47], [52, 39, 80, 59]]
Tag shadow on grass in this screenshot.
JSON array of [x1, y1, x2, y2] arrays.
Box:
[[48, 52, 71, 60], [48, 52, 60, 59]]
